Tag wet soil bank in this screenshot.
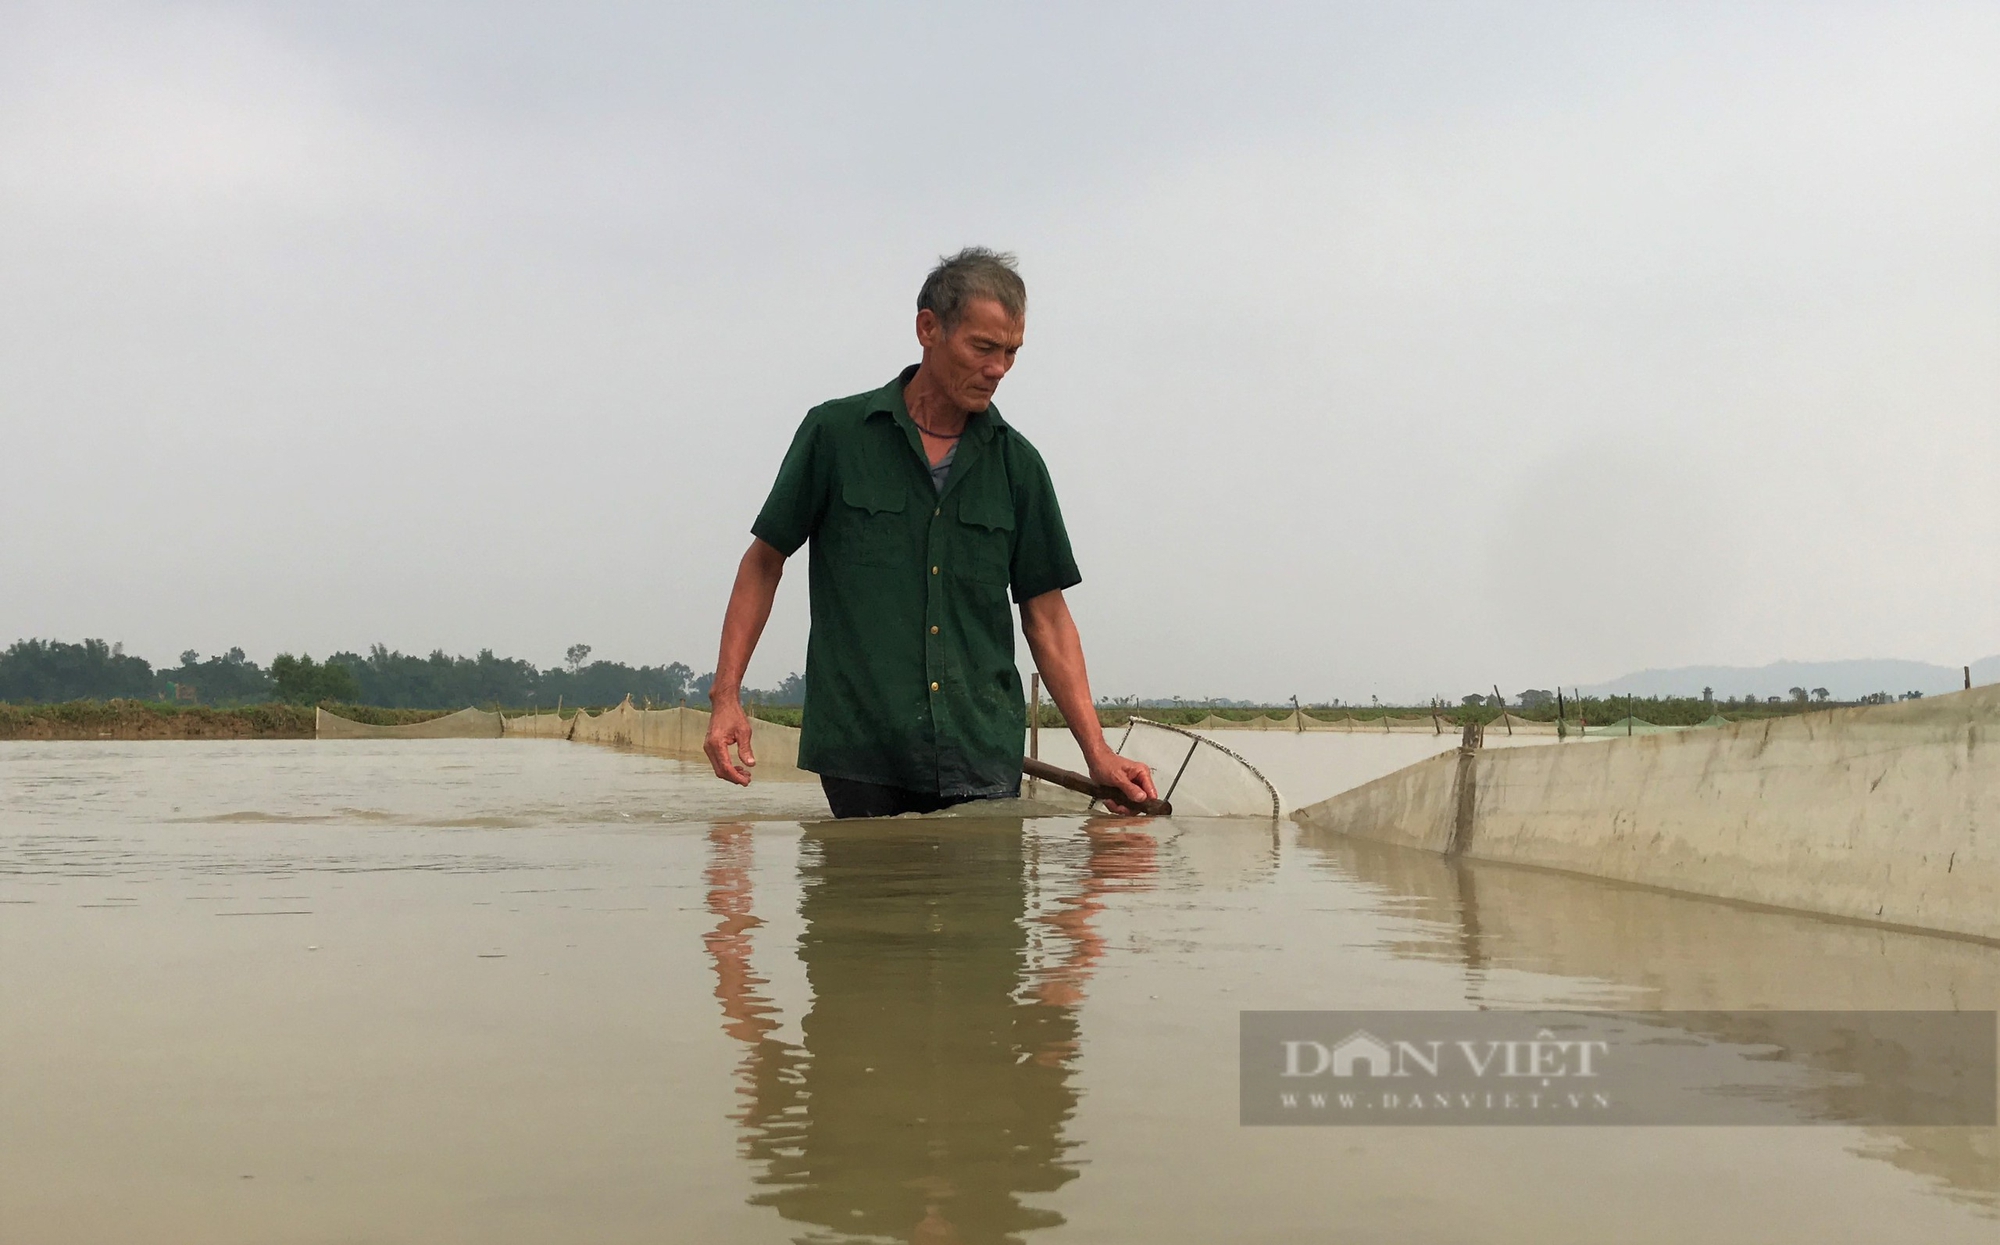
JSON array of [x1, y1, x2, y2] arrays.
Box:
[[0, 700, 447, 741]]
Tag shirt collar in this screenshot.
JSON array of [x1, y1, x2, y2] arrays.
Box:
[[866, 364, 1007, 441]]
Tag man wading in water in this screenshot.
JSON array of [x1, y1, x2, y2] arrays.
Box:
[[703, 247, 1157, 818]]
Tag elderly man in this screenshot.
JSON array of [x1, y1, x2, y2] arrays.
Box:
[[703, 247, 1156, 818]]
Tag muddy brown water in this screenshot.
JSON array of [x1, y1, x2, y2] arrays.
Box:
[[2, 739, 1994, 1243]]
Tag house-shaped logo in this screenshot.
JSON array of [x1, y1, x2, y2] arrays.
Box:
[[1330, 1030, 1395, 1077]]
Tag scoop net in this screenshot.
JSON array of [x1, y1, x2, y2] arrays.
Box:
[[1106, 716, 1282, 818]]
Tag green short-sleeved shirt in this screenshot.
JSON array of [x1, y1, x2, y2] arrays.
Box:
[[752, 365, 1081, 796]]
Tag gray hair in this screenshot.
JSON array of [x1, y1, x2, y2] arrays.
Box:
[[917, 246, 1026, 331]]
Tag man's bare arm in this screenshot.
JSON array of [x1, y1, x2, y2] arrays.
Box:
[[1019, 589, 1159, 813], [704, 539, 787, 785]]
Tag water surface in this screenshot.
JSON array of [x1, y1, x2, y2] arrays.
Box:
[[2, 740, 1993, 1242]]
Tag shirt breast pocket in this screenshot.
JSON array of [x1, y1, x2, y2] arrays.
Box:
[[956, 486, 1016, 588], [839, 479, 909, 568]]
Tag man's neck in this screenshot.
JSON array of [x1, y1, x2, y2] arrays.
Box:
[[902, 363, 970, 435]]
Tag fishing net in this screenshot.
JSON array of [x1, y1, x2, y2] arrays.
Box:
[[315, 707, 503, 739], [1581, 716, 1688, 736], [1186, 710, 1447, 734], [1104, 717, 1282, 818]]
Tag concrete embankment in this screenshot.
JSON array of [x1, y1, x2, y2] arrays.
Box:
[[1292, 685, 1999, 941]]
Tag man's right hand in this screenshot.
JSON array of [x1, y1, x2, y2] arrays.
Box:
[[704, 699, 758, 786], [705, 540, 788, 786]]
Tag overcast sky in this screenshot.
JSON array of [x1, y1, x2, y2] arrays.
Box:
[[3, 1, 1995, 703]]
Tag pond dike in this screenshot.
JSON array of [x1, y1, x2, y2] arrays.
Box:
[[1292, 684, 1999, 941]]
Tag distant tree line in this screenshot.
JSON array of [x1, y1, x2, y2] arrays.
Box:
[[5, 637, 1928, 720], [0, 638, 807, 710], [0, 639, 158, 702], [1456, 688, 1906, 726]]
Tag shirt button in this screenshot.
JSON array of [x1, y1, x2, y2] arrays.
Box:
[[930, 625, 939, 635], [934, 507, 942, 517], [931, 565, 939, 575], [930, 681, 940, 692]]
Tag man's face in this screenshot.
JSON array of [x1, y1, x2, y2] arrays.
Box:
[[916, 297, 1025, 413]]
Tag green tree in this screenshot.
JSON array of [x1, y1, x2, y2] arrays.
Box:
[[745, 671, 807, 705], [156, 647, 272, 704], [544, 656, 694, 707], [0, 638, 155, 702], [328, 645, 541, 708], [270, 653, 361, 704]]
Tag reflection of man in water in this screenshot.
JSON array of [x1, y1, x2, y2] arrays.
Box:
[[700, 248, 1156, 818], [704, 820, 1155, 1243]]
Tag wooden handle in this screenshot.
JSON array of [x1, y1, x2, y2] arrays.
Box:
[[1023, 756, 1172, 816]]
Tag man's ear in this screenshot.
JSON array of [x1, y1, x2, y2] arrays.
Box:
[[915, 307, 942, 348]]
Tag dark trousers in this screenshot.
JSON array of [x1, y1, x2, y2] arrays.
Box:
[[819, 776, 980, 820]]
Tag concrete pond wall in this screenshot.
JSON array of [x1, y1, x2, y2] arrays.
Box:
[[1292, 685, 1999, 941]]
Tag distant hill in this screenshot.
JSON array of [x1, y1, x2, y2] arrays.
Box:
[[1580, 656, 1999, 701]]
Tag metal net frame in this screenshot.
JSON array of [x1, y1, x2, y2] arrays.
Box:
[[1112, 716, 1283, 819]]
